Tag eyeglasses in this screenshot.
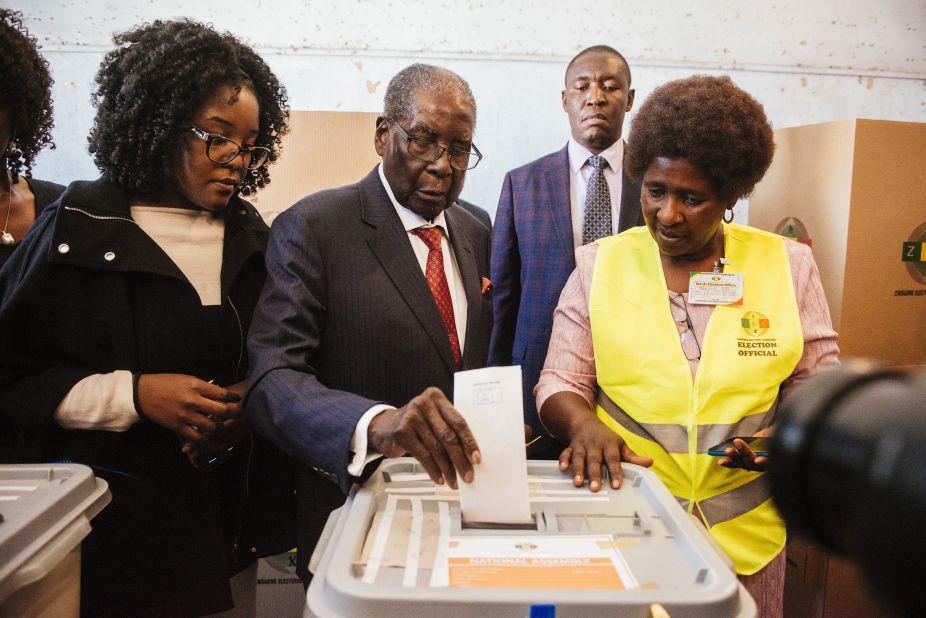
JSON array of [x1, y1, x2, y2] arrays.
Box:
[[668, 294, 702, 361], [386, 118, 483, 171], [189, 126, 271, 170]]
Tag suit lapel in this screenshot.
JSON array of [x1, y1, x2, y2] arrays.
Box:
[[445, 207, 482, 367], [544, 145, 576, 269], [360, 170, 456, 373]]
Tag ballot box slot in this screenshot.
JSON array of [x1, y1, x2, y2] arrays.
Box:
[[460, 514, 539, 531]]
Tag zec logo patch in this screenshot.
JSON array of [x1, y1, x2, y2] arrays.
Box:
[[741, 311, 770, 337], [514, 543, 538, 550], [901, 223, 926, 284]]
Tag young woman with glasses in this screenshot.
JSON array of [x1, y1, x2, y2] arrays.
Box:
[[0, 19, 294, 616]]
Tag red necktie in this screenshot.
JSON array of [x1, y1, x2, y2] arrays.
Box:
[[413, 227, 462, 369]]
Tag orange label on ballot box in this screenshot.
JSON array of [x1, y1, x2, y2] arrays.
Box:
[[448, 556, 625, 589], [445, 535, 636, 590]]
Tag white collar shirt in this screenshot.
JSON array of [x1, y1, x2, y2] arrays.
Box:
[[377, 163, 467, 353]]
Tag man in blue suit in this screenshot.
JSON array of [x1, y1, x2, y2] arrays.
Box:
[[490, 46, 643, 459]]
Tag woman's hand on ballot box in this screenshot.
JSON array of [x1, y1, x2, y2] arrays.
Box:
[[542, 392, 653, 492]]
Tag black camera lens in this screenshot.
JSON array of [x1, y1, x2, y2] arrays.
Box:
[[769, 362, 926, 617]]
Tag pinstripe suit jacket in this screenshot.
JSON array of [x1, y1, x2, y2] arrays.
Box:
[[246, 167, 493, 493], [489, 144, 643, 457], [246, 168, 493, 578]]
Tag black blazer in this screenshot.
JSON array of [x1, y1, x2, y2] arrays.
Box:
[[0, 178, 294, 614]]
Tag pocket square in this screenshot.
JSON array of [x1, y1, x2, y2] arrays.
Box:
[[481, 277, 493, 295]]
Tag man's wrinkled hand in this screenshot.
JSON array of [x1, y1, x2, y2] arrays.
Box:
[[368, 387, 480, 489]]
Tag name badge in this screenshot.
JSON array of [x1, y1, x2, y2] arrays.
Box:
[[688, 272, 744, 305]]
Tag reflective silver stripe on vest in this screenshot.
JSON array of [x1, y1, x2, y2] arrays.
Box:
[[596, 391, 777, 454], [697, 399, 778, 449], [596, 392, 689, 452], [698, 475, 774, 526]]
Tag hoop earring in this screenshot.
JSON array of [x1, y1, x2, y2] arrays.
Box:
[[723, 208, 734, 223], [5, 140, 22, 183]]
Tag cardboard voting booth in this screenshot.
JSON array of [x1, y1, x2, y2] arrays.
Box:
[[307, 459, 756, 617], [748, 119, 926, 617], [0, 464, 110, 618], [248, 111, 381, 224], [749, 119, 926, 370]]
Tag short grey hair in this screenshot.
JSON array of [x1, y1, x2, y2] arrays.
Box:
[[383, 63, 476, 124]]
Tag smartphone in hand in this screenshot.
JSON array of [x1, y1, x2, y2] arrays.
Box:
[[707, 436, 770, 458]]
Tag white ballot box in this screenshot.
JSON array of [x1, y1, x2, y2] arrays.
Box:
[[0, 464, 110, 618], [307, 459, 756, 617]]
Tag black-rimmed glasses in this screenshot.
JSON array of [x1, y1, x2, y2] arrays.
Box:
[[189, 126, 271, 170], [669, 294, 702, 361], [386, 118, 483, 171]]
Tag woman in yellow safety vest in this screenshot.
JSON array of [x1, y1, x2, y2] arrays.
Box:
[[536, 75, 839, 617]]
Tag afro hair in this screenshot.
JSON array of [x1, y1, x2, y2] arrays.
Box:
[[626, 75, 774, 202]]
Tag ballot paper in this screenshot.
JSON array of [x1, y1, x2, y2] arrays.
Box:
[[453, 366, 532, 524]]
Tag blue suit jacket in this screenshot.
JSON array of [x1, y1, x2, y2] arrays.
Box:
[[489, 145, 643, 457]]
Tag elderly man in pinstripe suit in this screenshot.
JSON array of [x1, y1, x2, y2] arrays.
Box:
[[246, 64, 492, 584]]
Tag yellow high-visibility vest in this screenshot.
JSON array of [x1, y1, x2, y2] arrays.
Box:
[[589, 223, 803, 574]]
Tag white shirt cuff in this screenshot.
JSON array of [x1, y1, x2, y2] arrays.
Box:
[[54, 370, 140, 431], [347, 404, 393, 477]]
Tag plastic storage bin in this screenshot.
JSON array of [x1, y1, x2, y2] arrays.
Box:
[[307, 458, 756, 617], [0, 464, 110, 618]]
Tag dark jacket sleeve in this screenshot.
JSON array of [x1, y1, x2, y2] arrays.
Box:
[[488, 172, 521, 366], [0, 210, 98, 462], [245, 205, 377, 495]]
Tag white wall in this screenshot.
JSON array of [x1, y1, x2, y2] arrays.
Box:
[[17, 0, 926, 218]]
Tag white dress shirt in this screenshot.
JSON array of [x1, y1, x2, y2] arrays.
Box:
[[347, 164, 470, 476], [567, 138, 625, 248]]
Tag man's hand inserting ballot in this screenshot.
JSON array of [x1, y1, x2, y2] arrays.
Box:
[[368, 387, 481, 490]]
